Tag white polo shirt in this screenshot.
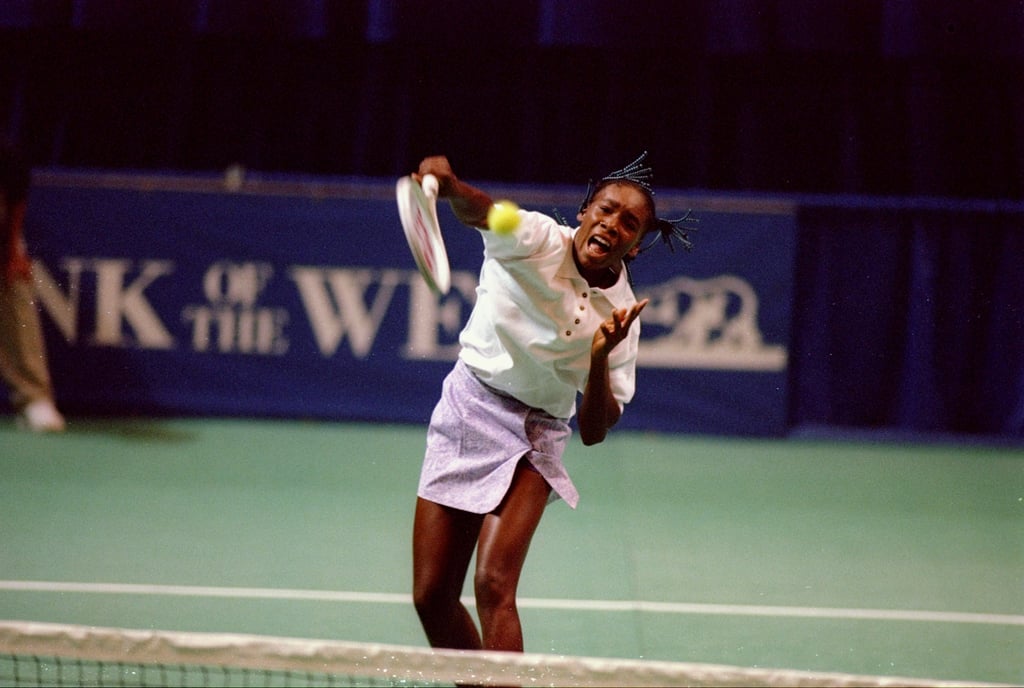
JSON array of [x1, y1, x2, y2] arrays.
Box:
[[458, 210, 640, 420]]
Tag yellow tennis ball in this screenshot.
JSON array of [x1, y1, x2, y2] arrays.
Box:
[[487, 201, 521, 235]]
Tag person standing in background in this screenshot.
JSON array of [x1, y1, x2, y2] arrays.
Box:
[[0, 141, 66, 432]]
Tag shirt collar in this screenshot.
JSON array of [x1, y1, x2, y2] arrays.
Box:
[[557, 228, 635, 307]]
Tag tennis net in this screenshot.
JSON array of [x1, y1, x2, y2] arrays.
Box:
[[0, 620, 996, 687]]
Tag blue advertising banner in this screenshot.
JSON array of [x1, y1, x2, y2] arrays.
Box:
[[25, 173, 795, 436]]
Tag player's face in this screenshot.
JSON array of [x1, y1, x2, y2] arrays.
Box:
[[574, 183, 652, 283]]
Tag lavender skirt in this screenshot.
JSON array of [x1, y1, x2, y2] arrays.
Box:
[[417, 360, 579, 513]]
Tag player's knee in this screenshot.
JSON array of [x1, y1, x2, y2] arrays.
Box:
[[473, 565, 516, 613], [413, 577, 447, 617]]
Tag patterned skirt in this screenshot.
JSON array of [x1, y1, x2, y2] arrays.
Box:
[[417, 359, 579, 513]]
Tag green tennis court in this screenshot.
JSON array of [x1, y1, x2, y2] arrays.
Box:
[[1, 417, 1021, 685]]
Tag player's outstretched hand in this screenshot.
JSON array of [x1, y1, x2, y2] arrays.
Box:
[[592, 299, 649, 359]]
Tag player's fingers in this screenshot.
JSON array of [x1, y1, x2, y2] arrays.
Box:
[[622, 299, 649, 328], [598, 317, 618, 344], [612, 308, 630, 331]]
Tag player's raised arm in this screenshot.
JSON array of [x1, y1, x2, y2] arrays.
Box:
[[577, 299, 649, 446], [414, 156, 492, 229]]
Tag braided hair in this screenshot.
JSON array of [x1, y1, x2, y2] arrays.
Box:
[[554, 151, 697, 283]]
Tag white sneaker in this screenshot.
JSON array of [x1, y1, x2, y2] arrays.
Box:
[[18, 399, 67, 432]]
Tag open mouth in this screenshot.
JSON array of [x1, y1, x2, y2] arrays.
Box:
[[588, 234, 612, 255]]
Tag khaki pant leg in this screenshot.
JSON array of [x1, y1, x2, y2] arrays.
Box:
[[0, 277, 54, 409]]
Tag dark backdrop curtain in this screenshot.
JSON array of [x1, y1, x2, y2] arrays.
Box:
[[791, 204, 1024, 437], [2, 0, 1022, 198]]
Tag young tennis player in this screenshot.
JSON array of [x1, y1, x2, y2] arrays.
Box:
[[410, 153, 693, 652]]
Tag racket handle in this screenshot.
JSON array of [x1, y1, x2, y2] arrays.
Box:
[[421, 174, 439, 200]]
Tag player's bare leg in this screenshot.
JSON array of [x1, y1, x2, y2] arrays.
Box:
[[412, 498, 484, 650], [474, 462, 552, 652]]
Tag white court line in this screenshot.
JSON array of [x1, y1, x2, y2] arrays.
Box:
[[2, 580, 1022, 627]]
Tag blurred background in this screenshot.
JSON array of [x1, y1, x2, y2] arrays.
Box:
[[0, 6, 1022, 683], [1, 0, 1023, 441], [1, 0, 1022, 198]]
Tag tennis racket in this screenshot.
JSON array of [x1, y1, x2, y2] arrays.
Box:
[[396, 173, 451, 295]]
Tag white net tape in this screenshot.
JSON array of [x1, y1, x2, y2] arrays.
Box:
[[0, 621, 1007, 688]]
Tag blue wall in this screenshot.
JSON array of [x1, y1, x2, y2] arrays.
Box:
[[25, 171, 794, 436], [21, 171, 1024, 441], [791, 199, 1024, 438]]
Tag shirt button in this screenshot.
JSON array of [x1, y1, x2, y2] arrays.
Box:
[[582, 293, 588, 298], [565, 330, 572, 336], [579, 305, 585, 311], [574, 318, 581, 324]]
